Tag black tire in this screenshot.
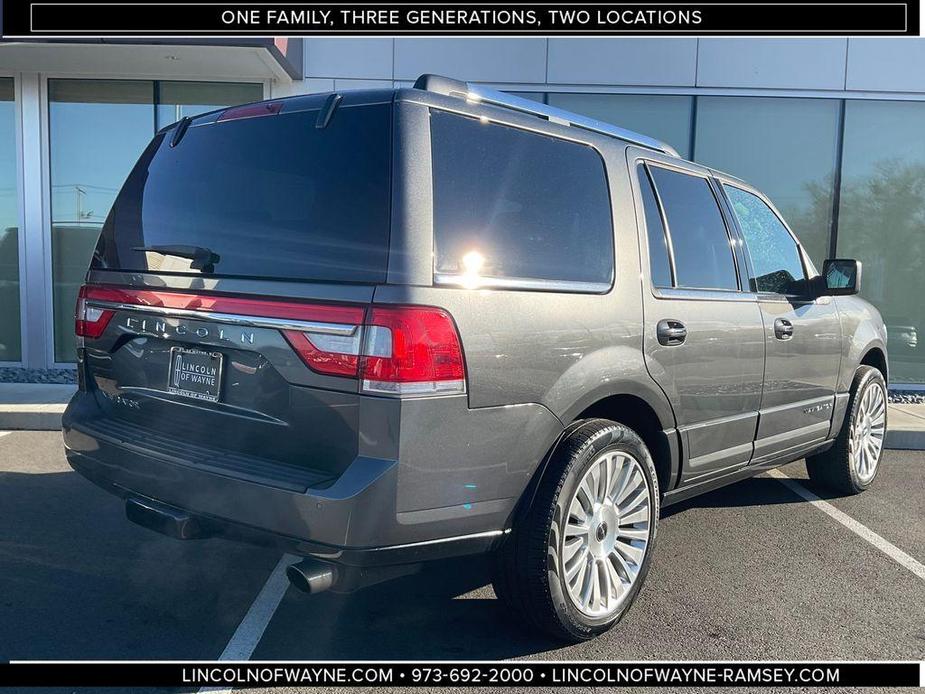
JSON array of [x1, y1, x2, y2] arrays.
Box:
[[493, 419, 660, 642], [805, 365, 887, 495]]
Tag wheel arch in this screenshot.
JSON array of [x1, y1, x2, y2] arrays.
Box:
[[509, 388, 680, 531], [860, 345, 888, 385]]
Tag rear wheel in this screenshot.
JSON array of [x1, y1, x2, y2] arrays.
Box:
[[806, 365, 887, 494], [493, 419, 659, 642]]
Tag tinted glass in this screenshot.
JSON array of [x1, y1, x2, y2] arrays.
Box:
[[637, 165, 672, 287], [694, 96, 839, 266], [0, 78, 20, 362], [431, 110, 613, 287], [49, 79, 154, 362], [649, 167, 737, 291], [94, 104, 392, 284], [725, 186, 805, 294], [548, 93, 693, 159], [838, 100, 925, 384], [156, 81, 264, 128]]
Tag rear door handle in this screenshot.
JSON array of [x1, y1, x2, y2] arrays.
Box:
[[657, 319, 687, 346], [774, 318, 794, 340]]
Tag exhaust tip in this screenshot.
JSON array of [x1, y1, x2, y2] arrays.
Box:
[[286, 559, 335, 595]]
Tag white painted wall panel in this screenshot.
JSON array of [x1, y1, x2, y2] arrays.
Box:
[[547, 38, 697, 86], [698, 38, 847, 89], [304, 38, 393, 79], [847, 38, 925, 92], [393, 38, 547, 83]]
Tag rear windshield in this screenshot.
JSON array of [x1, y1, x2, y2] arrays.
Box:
[[92, 102, 392, 283]]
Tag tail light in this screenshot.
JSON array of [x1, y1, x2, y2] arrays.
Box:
[[75, 285, 115, 344], [288, 305, 466, 396], [75, 284, 466, 397], [360, 306, 466, 396]]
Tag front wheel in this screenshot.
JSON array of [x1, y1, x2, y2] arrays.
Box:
[[493, 419, 659, 642], [806, 365, 887, 494]]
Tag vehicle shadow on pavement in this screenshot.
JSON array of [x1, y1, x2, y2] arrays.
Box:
[[660, 468, 847, 520], [0, 469, 282, 661], [256, 554, 569, 660]]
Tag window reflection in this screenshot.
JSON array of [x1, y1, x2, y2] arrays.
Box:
[[837, 100, 925, 384], [0, 78, 20, 362], [48, 79, 262, 362], [694, 96, 840, 267]]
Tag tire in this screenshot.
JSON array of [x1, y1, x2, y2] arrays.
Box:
[[805, 365, 887, 495], [493, 418, 660, 642]]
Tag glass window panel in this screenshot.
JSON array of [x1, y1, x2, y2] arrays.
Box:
[[649, 166, 738, 291], [637, 165, 672, 287], [694, 96, 839, 267], [725, 185, 806, 294], [0, 78, 21, 362], [156, 81, 264, 128], [837, 100, 925, 384], [431, 110, 614, 286], [49, 79, 154, 362], [548, 93, 693, 159]]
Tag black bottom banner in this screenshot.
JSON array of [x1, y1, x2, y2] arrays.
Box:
[[1, 661, 921, 688]]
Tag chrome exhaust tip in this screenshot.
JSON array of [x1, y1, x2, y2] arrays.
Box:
[[286, 558, 336, 595]]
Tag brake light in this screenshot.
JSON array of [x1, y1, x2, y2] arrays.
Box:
[[360, 306, 466, 396], [75, 284, 467, 396], [217, 101, 283, 122], [75, 285, 115, 341]]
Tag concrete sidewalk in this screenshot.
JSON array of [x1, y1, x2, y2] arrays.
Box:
[[1, 383, 924, 450], [0, 383, 75, 431]]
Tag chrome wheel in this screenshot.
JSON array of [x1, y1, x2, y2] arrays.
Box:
[[850, 381, 886, 482], [561, 451, 652, 618]]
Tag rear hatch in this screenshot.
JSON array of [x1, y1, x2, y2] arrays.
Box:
[[72, 91, 394, 491]]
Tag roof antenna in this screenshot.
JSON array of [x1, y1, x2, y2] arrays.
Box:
[[170, 116, 192, 147], [316, 93, 342, 129]]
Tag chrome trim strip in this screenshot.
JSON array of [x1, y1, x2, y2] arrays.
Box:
[[86, 300, 358, 336], [434, 273, 610, 294], [466, 83, 680, 157], [371, 529, 505, 552]]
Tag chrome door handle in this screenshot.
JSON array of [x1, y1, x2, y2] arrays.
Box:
[[774, 318, 794, 340], [657, 319, 687, 346]]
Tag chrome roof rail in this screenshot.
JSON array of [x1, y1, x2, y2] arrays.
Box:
[[413, 73, 680, 158]]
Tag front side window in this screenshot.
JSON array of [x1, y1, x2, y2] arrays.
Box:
[[725, 185, 806, 294], [431, 110, 613, 289], [648, 166, 738, 291]]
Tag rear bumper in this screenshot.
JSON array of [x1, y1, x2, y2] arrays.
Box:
[[62, 390, 560, 567]]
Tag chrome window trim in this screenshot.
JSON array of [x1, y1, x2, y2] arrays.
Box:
[[85, 300, 358, 336], [434, 273, 611, 294]]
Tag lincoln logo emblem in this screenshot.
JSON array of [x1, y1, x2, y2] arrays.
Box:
[[125, 316, 255, 344]]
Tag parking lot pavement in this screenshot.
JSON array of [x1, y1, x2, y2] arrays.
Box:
[[2, 432, 924, 693]]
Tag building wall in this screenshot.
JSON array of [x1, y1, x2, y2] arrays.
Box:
[[2, 38, 925, 383]]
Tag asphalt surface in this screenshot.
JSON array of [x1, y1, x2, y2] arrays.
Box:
[[1, 430, 923, 693]]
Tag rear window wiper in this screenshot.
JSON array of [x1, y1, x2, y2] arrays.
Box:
[[133, 244, 221, 272]]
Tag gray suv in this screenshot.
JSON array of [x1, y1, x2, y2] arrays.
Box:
[[63, 74, 889, 642]]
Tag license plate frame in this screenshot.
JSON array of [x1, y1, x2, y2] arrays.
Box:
[[166, 347, 224, 403]]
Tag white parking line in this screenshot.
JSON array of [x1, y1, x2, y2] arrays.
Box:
[[0, 431, 11, 439], [200, 553, 299, 694], [769, 469, 925, 582]]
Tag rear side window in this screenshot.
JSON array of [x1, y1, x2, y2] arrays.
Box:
[[724, 185, 806, 294], [637, 164, 673, 288], [93, 103, 392, 283], [430, 110, 613, 289], [649, 166, 738, 291]]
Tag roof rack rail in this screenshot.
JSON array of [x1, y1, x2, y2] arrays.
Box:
[[412, 73, 679, 158]]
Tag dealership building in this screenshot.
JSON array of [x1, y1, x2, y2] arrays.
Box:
[[0, 37, 924, 384]]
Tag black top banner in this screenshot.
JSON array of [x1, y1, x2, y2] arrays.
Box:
[[0, 661, 922, 688], [0, 1, 918, 37]]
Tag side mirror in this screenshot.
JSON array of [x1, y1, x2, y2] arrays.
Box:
[[821, 258, 862, 296]]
